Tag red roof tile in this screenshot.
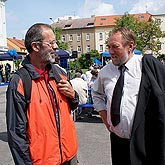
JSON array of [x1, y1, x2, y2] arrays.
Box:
[[94, 13, 151, 27]]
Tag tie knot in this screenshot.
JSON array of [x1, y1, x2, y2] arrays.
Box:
[[118, 65, 126, 74]]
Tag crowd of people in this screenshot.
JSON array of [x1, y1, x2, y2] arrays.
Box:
[[0, 63, 11, 83], [5, 23, 165, 165]]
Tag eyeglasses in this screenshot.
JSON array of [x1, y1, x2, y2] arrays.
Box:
[[40, 39, 57, 48]]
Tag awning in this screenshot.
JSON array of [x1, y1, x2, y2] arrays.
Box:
[[101, 49, 142, 58], [93, 57, 102, 65], [101, 51, 110, 57], [134, 49, 142, 55], [55, 49, 69, 58], [0, 50, 22, 61]]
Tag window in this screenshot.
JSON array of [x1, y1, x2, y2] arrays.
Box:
[[61, 35, 66, 42], [64, 24, 71, 28], [138, 15, 144, 19], [156, 18, 161, 25], [70, 46, 73, 52], [100, 45, 103, 52], [86, 45, 90, 52], [77, 34, 81, 41], [77, 46, 81, 52], [69, 35, 73, 41], [101, 17, 106, 21], [99, 32, 103, 40], [87, 22, 94, 26], [86, 34, 90, 41]]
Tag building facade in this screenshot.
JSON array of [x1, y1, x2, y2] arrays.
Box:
[[51, 13, 165, 57], [52, 16, 95, 57], [0, 0, 7, 50]]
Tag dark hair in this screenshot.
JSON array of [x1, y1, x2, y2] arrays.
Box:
[[91, 69, 98, 76], [24, 23, 53, 53], [75, 68, 83, 74], [110, 27, 135, 46], [74, 72, 82, 78]]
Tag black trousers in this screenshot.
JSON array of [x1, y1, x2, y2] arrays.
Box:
[[110, 132, 131, 165]]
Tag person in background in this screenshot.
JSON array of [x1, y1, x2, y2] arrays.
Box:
[[75, 68, 87, 81], [85, 65, 93, 84], [0, 65, 4, 82], [5, 63, 11, 82], [88, 69, 98, 88], [70, 72, 88, 105], [92, 27, 165, 165], [6, 23, 79, 165]]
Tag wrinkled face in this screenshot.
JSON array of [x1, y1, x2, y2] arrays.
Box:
[[107, 32, 133, 66], [39, 28, 58, 64]]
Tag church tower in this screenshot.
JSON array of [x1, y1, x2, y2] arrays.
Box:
[[0, 0, 7, 50]]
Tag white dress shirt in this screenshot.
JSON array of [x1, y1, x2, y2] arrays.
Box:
[[92, 55, 142, 139]]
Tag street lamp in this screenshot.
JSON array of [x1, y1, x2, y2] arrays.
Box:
[[49, 17, 55, 23]]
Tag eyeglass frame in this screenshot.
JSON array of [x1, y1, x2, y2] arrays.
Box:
[[36, 39, 57, 48]]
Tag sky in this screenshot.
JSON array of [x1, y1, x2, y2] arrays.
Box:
[[5, 0, 165, 39]]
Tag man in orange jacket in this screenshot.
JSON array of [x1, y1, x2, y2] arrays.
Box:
[[6, 23, 79, 165]]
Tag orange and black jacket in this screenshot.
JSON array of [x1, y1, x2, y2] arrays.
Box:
[[6, 56, 78, 165]]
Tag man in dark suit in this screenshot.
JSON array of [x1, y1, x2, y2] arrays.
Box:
[[92, 27, 165, 165]]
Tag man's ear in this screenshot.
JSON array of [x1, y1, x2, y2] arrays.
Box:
[[31, 42, 40, 52], [128, 41, 135, 52]]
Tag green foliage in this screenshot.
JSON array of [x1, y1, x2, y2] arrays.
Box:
[[157, 54, 165, 60], [68, 59, 81, 70], [52, 27, 69, 50], [113, 13, 165, 56], [14, 59, 21, 70], [68, 49, 101, 70]]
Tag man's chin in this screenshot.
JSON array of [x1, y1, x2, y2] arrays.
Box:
[[49, 58, 55, 64], [112, 58, 120, 66]]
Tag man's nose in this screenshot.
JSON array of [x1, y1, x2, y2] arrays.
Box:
[[109, 48, 114, 55], [53, 42, 58, 50]]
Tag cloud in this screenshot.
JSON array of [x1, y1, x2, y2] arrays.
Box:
[[78, 0, 115, 17], [92, 3, 115, 16], [129, 0, 165, 14]]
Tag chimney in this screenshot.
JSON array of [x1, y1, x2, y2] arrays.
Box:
[[13, 37, 16, 39], [68, 16, 72, 20]]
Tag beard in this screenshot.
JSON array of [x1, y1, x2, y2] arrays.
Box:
[[111, 50, 129, 66], [40, 49, 56, 64]]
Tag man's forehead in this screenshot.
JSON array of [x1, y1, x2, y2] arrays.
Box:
[[109, 33, 122, 44]]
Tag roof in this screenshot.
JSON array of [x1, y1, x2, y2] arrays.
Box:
[[7, 38, 25, 49], [94, 15, 122, 27], [94, 13, 151, 27], [52, 17, 95, 29], [7, 38, 27, 54]]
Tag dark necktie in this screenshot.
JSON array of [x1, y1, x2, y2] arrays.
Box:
[[111, 65, 126, 126]]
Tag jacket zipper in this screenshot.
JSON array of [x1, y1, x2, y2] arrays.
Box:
[[47, 82, 63, 164]]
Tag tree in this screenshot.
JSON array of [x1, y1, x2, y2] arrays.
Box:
[[68, 49, 101, 70], [113, 13, 165, 56], [52, 27, 69, 50]]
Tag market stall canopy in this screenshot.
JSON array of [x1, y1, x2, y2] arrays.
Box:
[[101, 49, 142, 58], [0, 50, 22, 61], [102, 51, 110, 57], [55, 49, 69, 58], [133, 49, 142, 55], [93, 57, 102, 65]]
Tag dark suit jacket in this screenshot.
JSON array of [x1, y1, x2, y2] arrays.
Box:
[[130, 55, 165, 165]]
